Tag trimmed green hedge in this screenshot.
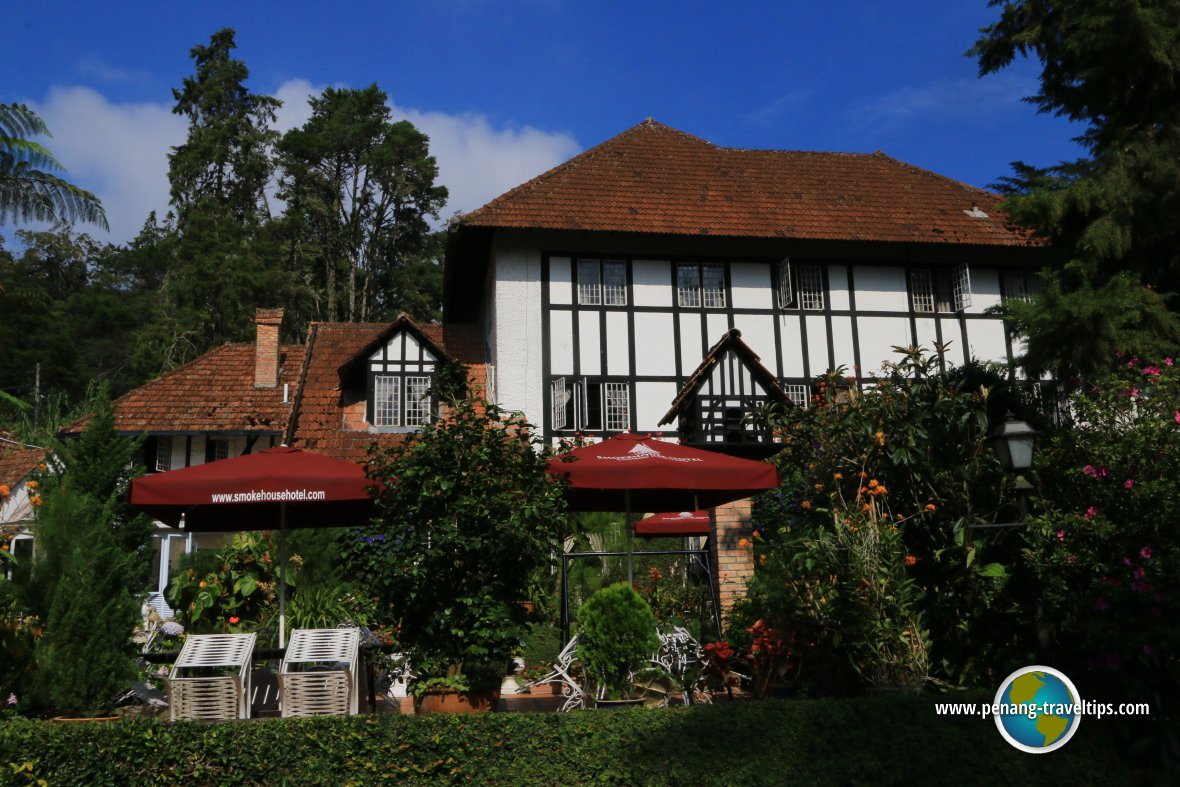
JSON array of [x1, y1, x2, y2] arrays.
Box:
[[1, 695, 1133, 785]]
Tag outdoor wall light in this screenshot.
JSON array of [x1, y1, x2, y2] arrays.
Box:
[[972, 411, 1038, 529]]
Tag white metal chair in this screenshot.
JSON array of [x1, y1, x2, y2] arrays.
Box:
[[166, 633, 256, 721], [526, 634, 587, 712], [278, 627, 361, 717]]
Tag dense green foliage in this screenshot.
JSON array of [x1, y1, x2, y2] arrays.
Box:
[[22, 387, 153, 715], [972, 0, 1180, 381], [737, 349, 1027, 694], [276, 84, 448, 323], [0, 28, 450, 429], [576, 583, 660, 699], [0, 696, 1131, 785], [0, 103, 107, 229], [1020, 356, 1180, 759], [351, 365, 569, 691]]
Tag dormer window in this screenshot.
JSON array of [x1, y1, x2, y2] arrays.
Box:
[[360, 323, 444, 431]]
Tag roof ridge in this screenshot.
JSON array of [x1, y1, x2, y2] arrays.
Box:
[[463, 118, 713, 223], [869, 150, 998, 201]]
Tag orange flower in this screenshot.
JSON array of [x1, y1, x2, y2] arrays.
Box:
[[801, 500, 812, 510], [25, 480, 38, 490], [905, 555, 917, 566], [813, 483, 824, 492], [37, 463, 48, 473], [199, 581, 208, 588], [875, 431, 885, 446], [29, 496, 42, 507], [862, 503, 872, 512], [833, 472, 844, 480], [0, 485, 9, 498], [924, 503, 937, 512], [738, 538, 750, 548], [868, 479, 879, 488]]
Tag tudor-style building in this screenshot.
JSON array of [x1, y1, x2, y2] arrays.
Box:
[[61, 309, 484, 609], [446, 119, 1046, 453], [444, 119, 1047, 608]]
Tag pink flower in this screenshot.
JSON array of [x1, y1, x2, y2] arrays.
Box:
[[1140, 546, 1153, 559], [1098, 466, 1110, 477], [1174, 411, 1180, 424], [1166, 357, 1174, 366], [1133, 565, 1145, 579], [1124, 479, 1134, 490], [1127, 357, 1140, 368], [1123, 557, 1134, 567], [1084, 506, 1098, 519], [1083, 464, 1095, 477], [1056, 530, 1066, 540], [1144, 365, 1162, 377]]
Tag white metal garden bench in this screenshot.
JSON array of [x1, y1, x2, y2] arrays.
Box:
[[278, 627, 361, 717], [166, 633, 257, 721], [525, 634, 588, 712]]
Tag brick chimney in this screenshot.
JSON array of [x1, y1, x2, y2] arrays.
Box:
[[254, 308, 284, 388]]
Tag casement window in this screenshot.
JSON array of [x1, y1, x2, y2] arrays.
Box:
[[781, 383, 811, 410], [911, 264, 972, 313], [155, 437, 173, 472], [677, 263, 726, 308], [373, 374, 434, 428], [551, 377, 632, 432], [778, 260, 825, 310], [577, 258, 627, 306], [1002, 270, 1044, 304]]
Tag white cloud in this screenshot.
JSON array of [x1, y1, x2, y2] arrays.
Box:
[[16, 80, 580, 245], [30, 86, 186, 244], [853, 72, 1039, 130]]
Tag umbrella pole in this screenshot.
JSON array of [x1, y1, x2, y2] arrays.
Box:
[[625, 489, 633, 585], [279, 503, 287, 649]]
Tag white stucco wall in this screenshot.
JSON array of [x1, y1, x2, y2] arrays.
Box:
[[491, 244, 545, 421]]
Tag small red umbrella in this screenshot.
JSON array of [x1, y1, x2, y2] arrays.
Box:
[[635, 510, 712, 538], [546, 433, 778, 580], [128, 446, 375, 646]]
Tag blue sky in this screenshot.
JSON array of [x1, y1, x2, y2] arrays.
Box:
[[3, 1, 1086, 245]]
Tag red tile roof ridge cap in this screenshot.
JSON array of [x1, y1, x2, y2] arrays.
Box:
[[462, 118, 714, 224]]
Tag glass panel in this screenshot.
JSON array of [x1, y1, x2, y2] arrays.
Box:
[[577, 259, 601, 305], [952, 263, 972, 310], [799, 266, 825, 310], [783, 383, 810, 409], [911, 270, 934, 313], [701, 264, 726, 308], [602, 260, 627, 306], [551, 377, 569, 430], [677, 264, 701, 307], [778, 259, 793, 308], [374, 375, 400, 427], [404, 376, 433, 426], [604, 382, 630, 431], [155, 437, 172, 472]]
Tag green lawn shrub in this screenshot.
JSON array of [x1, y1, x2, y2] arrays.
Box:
[[0, 694, 1135, 785]]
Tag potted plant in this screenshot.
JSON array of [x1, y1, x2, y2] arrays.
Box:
[[577, 582, 660, 708], [358, 363, 569, 713]]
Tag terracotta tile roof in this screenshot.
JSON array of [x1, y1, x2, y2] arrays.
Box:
[[659, 329, 790, 426], [0, 435, 46, 489], [65, 344, 305, 436], [286, 319, 486, 463], [462, 119, 1033, 247]]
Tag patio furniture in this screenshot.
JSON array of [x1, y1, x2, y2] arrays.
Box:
[[525, 634, 587, 712], [278, 627, 361, 717], [166, 633, 257, 721]]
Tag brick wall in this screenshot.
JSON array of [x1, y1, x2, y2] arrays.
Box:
[[254, 308, 284, 389], [711, 497, 755, 619]]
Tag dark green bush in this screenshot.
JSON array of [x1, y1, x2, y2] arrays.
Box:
[[0, 695, 1134, 785]]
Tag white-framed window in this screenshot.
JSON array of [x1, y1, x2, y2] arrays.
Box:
[[911, 264, 972, 312], [1002, 270, 1044, 303], [373, 374, 434, 428], [677, 263, 726, 308], [778, 259, 794, 308], [551, 377, 632, 433], [782, 383, 811, 409], [155, 437, 173, 472], [798, 265, 825, 310], [577, 258, 627, 306]]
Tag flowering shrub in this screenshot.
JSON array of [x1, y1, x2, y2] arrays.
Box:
[[743, 346, 1020, 692], [166, 531, 293, 639], [1024, 356, 1180, 706]]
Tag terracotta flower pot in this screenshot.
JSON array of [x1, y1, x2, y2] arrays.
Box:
[[415, 689, 499, 715]]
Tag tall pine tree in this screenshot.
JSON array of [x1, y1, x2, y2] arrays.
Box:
[[972, 1, 1180, 382]]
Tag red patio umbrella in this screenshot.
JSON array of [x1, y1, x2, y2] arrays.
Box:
[[634, 510, 712, 538], [128, 446, 375, 646], [546, 433, 778, 581]]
